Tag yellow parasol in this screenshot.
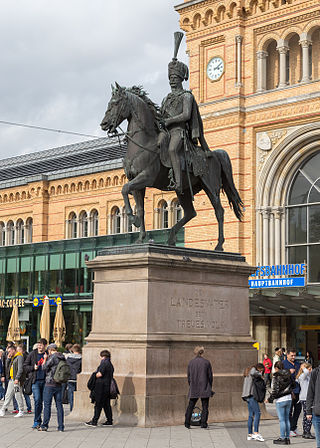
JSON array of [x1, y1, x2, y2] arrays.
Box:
[[6, 304, 20, 342], [40, 296, 50, 342], [53, 302, 66, 347]]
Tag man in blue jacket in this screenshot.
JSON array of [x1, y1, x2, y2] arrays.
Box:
[[283, 349, 301, 437]]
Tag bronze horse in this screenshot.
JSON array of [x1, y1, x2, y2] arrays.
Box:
[[100, 84, 243, 251]]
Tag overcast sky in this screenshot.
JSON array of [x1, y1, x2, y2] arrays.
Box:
[[0, 0, 187, 160]]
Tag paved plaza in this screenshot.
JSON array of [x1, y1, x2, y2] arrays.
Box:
[[0, 404, 317, 448]]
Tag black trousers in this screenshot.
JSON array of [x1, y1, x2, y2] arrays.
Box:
[[289, 393, 302, 431], [93, 397, 112, 424], [185, 397, 209, 427]]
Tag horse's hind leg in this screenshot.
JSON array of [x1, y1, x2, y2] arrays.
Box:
[[168, 190, 196, 246], [132, 188, 146, 242], [203, 186, 225, 251]]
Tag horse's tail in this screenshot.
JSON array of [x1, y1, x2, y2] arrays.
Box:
[[215, 149, 244, 221]]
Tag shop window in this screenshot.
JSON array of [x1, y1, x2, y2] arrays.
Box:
[[90, 209, 99, 236], [286, 152, 320, 283], [111, 207, 121, 234], [64, 269, 77, 294], [5, 273, 17, 297], [20, 272, 32, 296], [49, 270, 63, 295], [34, 271, 47, 295], [79, 211, 88, 238]]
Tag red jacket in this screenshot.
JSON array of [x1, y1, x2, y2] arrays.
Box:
[[263, 358, 272, 374]]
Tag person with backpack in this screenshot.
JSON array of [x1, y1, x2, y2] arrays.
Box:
[[242, 363, 265, 442], [39, 343, 70, 432], [85, 349, 114, 427], [66, 344, 82, 412], [266, 361, 296, 445]]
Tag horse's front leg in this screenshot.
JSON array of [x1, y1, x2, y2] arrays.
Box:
[[121, 181, 135, 224], [132, 189, 146, 242]]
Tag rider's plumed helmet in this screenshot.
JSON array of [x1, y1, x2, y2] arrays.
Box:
[[168, 59, 189, 82]]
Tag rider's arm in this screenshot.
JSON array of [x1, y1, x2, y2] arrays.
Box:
[[164, 93, 193, 127]]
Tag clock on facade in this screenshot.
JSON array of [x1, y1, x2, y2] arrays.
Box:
[[206, 57, 225, 81]]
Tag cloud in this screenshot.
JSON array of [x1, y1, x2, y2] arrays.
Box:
[[0, 0, 188, 158]]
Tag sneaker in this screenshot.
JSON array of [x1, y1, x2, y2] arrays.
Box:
[[85, 421, 97, 427], [293, 429, 301, 436], [0, 409, 5, 417], [14, 411, 24, 418], [289, 431, 297, 437], [102, 421, 113, 426], [184, 423, 190, 429], [247, 435, 253, 440], [273, 438, 287, 445], [32, 425, 40, 430], [303, 432, 315, 439], [27, 410, 32, 414], [11, 410, 19, 414], [38, 427, 47, 431], [252, 434, 265, 442]]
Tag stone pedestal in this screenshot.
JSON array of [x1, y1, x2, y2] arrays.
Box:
[[71, 244, 257, 426]]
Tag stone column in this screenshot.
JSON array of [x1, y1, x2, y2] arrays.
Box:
[[262, 207, 271, 266], [277, 45, 289, 88], [300, 39, 311, 83], [236, 35, 243, 87], [269, 211, 275, 266], [253, 316, 269, 362], [274, 207, 284, 266], [256, 51, 268, 92]]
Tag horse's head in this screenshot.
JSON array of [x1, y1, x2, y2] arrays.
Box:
[[100, 82, 130, 134]]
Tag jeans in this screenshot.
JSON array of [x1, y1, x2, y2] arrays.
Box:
[[264, 373, 271, 388], [185, 397, 209, 427], [289, 393, 302, 431], [276, 400, 291, 439], [313, 414, 320, 448], [13, 393, 31, 411], [42, 385, 64, 431], [32, 380, 45, 427], [68, 381, 76, 412], [246, 396, 261, 434]]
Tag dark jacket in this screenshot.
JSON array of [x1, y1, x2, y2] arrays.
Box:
[[268, 369, 295, 403], [2, 351, 10, 380], [43, 352, 65, 385], [242, 367, 262, 400], [187, 356, 213, 399], [93, 358, 114, 405], [283, 359, 300, 394], [306, 366, 320, 416], [24, 349, 47, 384], [8, 352, 25, 384], [66, 354, 82, 381]]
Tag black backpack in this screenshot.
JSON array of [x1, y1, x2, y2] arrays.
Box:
[[252, 376, 266, 403]]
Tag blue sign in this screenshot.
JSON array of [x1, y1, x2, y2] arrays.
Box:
[[249, 277, 305, 289], [33, 296, 63, 307]]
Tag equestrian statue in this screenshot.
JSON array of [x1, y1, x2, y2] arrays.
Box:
[[100, 32, 243, 251]]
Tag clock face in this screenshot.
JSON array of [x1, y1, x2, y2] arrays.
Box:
[[207, 57, 225, 81]]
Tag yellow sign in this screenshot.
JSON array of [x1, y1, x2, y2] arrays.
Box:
[[299, 325, 320, 331], [0, 298, 25, 309], [253, 342, 260, 350]]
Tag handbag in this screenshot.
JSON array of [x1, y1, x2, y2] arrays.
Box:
[[191, 406, 202, 426], [110, 378, 120, 399], [23, 376, 33, 396]]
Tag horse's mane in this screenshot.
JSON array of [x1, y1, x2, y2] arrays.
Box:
[[126, 85, 161, 124]]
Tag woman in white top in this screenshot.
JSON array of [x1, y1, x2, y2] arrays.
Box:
[[297, 362, 315, 439], [266, 361, 295, 445]]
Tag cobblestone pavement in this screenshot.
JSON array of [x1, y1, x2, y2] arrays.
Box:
[[0, 404, 317, 448]]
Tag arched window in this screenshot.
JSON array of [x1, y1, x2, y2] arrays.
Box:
[[111, 207, 121, 234], [172, 200, 183, 225], [79, 211, 88, 238], [159, 201, 169, 229], [7, 221, 15, 245], [68, 212, 77, 239], [266, 40, 278, 90], [16, 219, 24, 244], [286, 152, 320, 283], [287, 33, 301, 85], [90, 209, 99, 236], [0, 222, 5, 246], [84, 181, 90, 191], [26, 217, 33, 243]]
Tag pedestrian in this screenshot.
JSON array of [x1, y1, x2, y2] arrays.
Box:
[[39, 343, 66, 432], [306, 363, 320, 448], [297, 362, 315, 439], [15, 343, 31, 414], [263, 353, 272, 388], [0, 349, 5, 400], [85, 349, 114, 427], [305, 351, 314, 368], [283, 348, 302, 437], [242, 362, 265, 442], [272, 347, 283, 374], [184, 346, 213, 429], [24, 338, 47, 429], [1, 342, 14, 397], [66, 344, 82, 411], [266, 361, 295, 445], [0, 344, 25, 417]]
